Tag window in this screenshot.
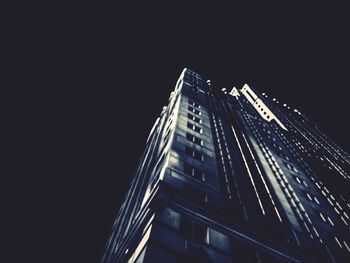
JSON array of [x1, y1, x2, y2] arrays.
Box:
[[189, 99, 200, 108], [190, 107, 201, 116], [187, 122, 202, 134], [304, 191, 320, 205], [285, 162, 298, 172], [317, 210, 334, 226], [185, 146, 204, 161], [186, 133, 203, 146], [313, 196, 320, 205], [319, 211, 327, 222], [305, 192, 312, 201], [184, 162, 193, 176], [189, 105, 199, 113], [193, 223, 207, 242], [193, 169, 204, 181], [295, 176, 302, 184], [190, 86, 198, 92], [159, 207, 180, 229], [206, 228, 230, 253], [344, 240, 350, 252], [293, 176, 308, 187], [179, 217, 207, 243], [184, 162, 204, 181], [187, 113, 201, 124], [327, 216, 334, 226], [179, 216, 192, 236], [335, 236, 343, 248]]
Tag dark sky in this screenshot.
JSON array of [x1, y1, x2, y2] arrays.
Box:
[[9, 2, 350, 263]]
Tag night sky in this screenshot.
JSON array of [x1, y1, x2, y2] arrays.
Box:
[[11, 2, 350, 263]]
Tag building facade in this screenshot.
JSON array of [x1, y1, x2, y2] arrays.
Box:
[[101, 68, 350, 263]]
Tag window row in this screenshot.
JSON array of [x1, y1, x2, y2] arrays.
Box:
[[293, 175, 308, 187], [184, 162, 204, 181], [185, 146, 204, 162], [187, 122, 202, 134], [188, 113, 201, 124], [303, 191, 320, 205], [179, 217, 230, 252], [188, 99, 200, 108], [188, 106, 201, 116], [334, 236, 350, 252], [284, 161, 298, 173], [186, 133, 203, 146], [318, 211, 334, 226]]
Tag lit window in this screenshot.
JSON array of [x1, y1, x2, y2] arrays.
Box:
[[327, 217, 334, 226], [189, 99, 200, 108], [187, 113, 201, 124], [285, 162, 298, 172], [343, 240, 350, 252], [188, 106, 201, 116], [187, 122, 202, 134], [335, 236, 343, 248], [319, 212, 326, 222], [313, 196, 320, 205], [305, 192, 312, 201], [293, 176, 309, 187]]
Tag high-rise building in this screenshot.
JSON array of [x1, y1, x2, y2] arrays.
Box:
[[101, 68, 350, 263]]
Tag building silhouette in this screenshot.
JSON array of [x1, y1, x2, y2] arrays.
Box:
[[101, 68, 350, 263]]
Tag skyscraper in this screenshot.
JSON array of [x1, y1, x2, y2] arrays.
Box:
[[101, 68, 350, 263]]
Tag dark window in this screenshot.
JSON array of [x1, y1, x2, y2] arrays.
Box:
[[185, 146, 193, 156], [186, 133, 203, 146], [194, 151, 203, 161], [187, 122, 192, 129], [186, 133, 193, 142], [184, 163, 193, 176], [188, 113, 194, 120], [185, 146, 203, 161], [193, 109, 200, 115], [194, 137, 202, 145], [193, 168, 204, 181], [194, 117, 201, 123], [183, 162, 204, 181], [193, 223, 207, 242], [180, 217, 192, 236], [194, 126, 201, 133], [179, 217, 207, 243], [187, 122, 202, 134], [188, 113, 201, 123]]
